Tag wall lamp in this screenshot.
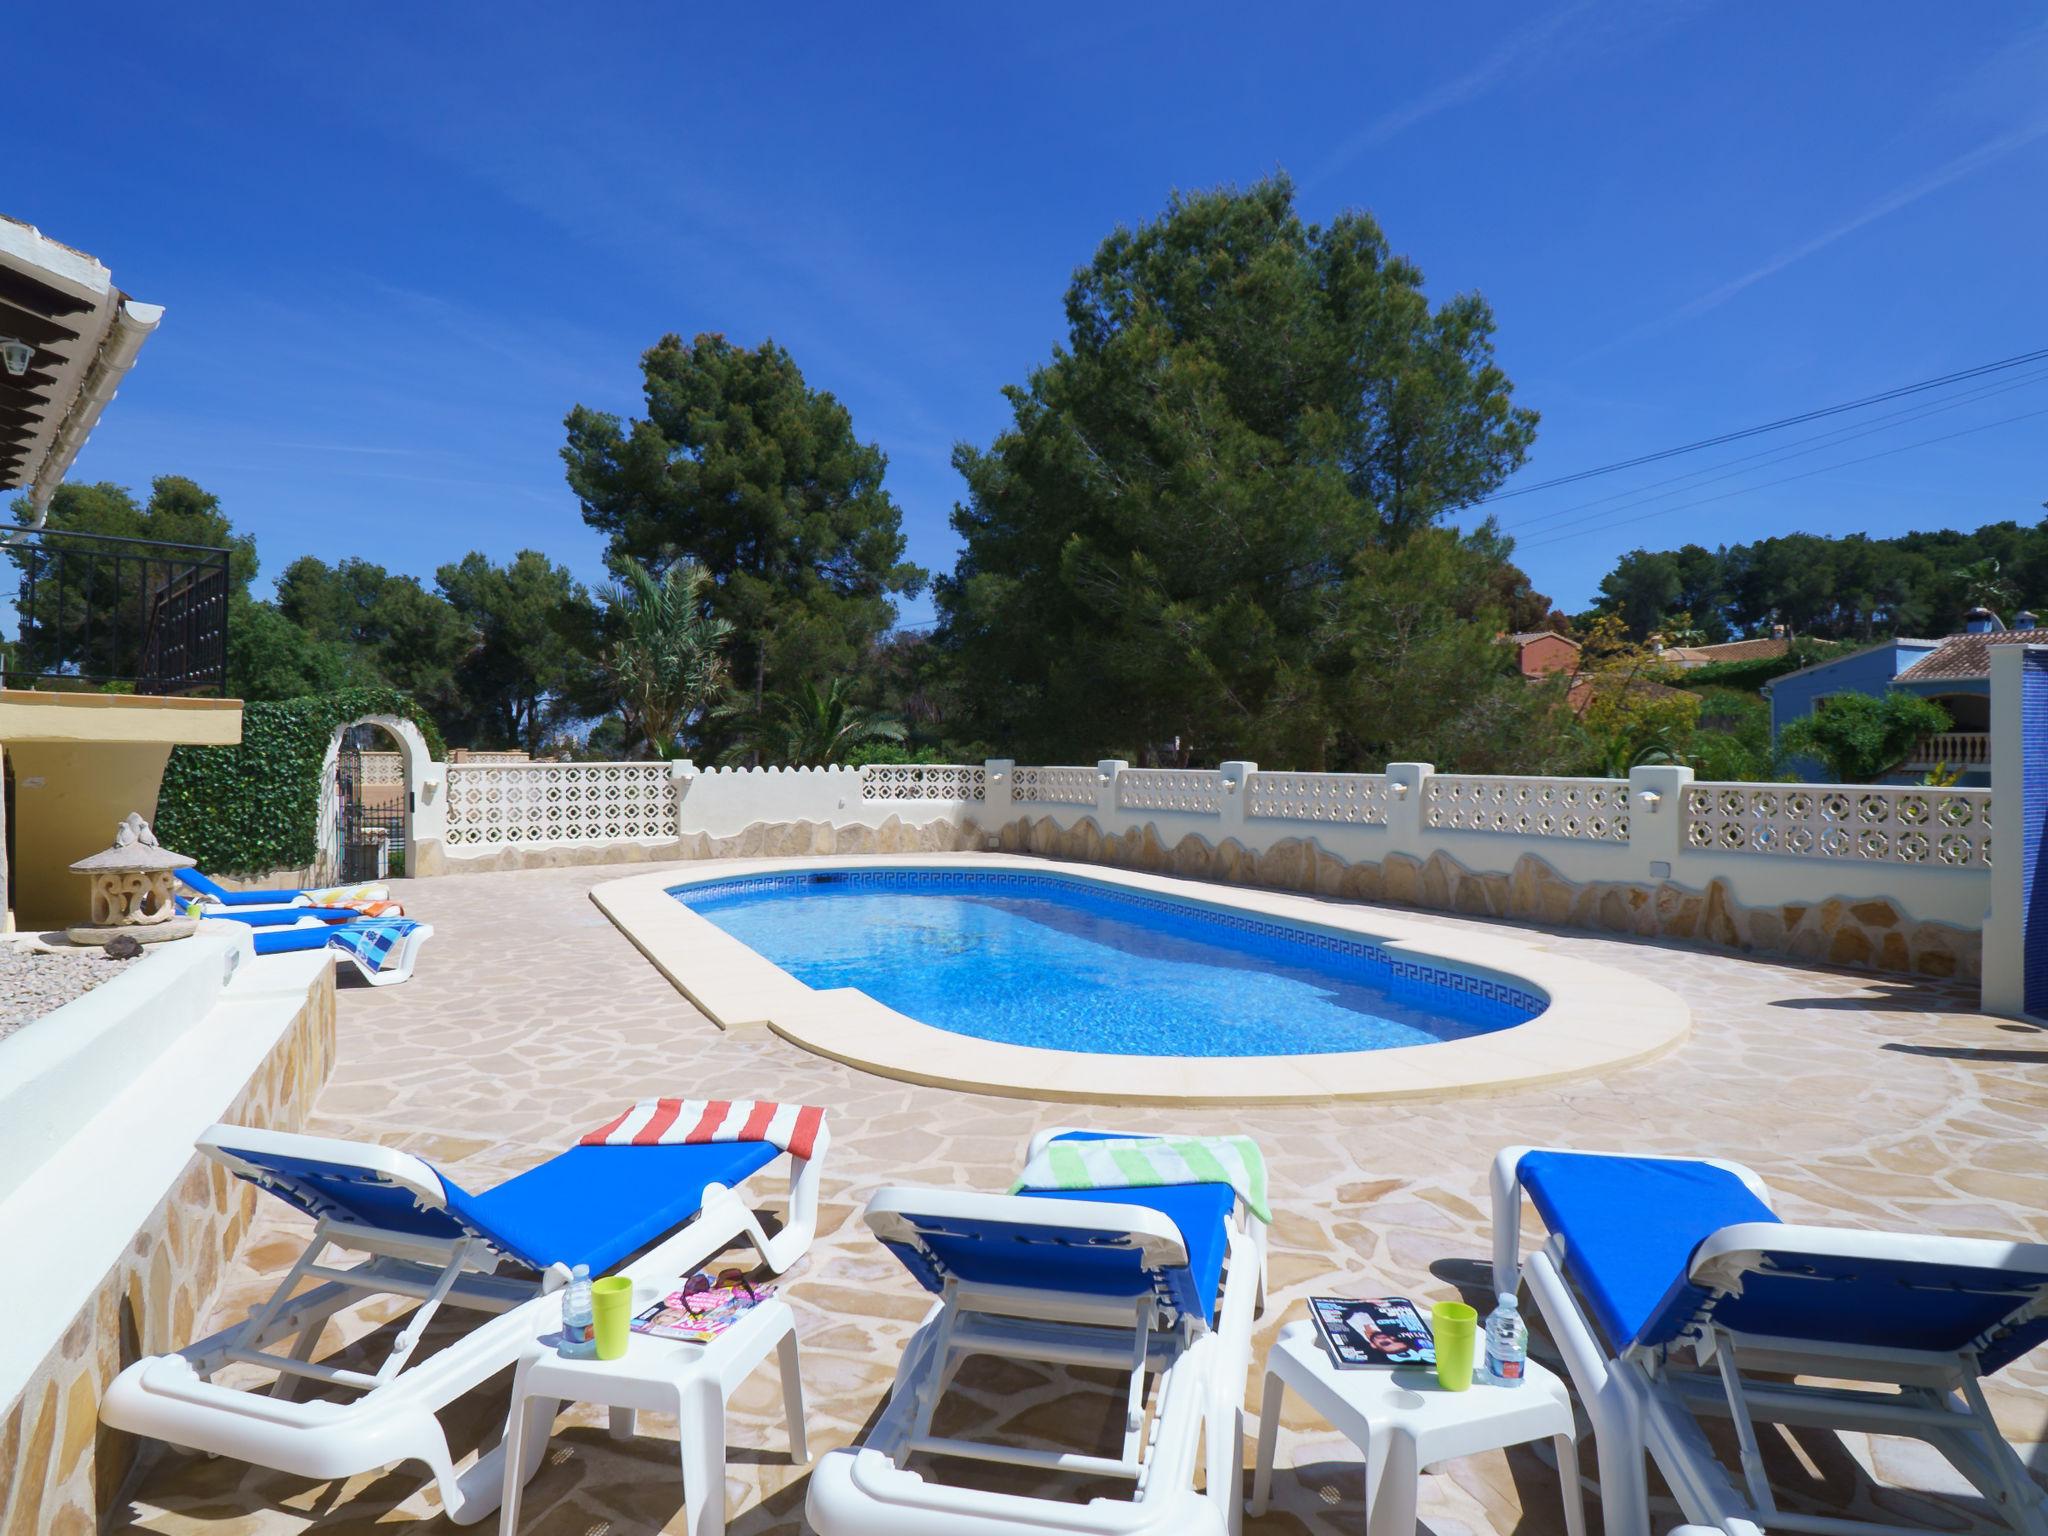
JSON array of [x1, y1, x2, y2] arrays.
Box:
[[0, 338, 34, 377]]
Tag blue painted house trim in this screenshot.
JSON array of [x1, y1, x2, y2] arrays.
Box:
[[1764, 639, 1944, 780]]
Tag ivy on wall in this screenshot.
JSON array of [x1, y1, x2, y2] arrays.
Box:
[[156, 688, 446, 876]]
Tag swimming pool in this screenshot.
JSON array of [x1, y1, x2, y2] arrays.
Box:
[[671, 869, 1542, 1056]]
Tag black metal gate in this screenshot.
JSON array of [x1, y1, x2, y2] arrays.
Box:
[[336, 735, 406, 883]]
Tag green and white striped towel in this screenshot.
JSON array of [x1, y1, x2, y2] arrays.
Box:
[[1011, 1135, 1269, 1223]]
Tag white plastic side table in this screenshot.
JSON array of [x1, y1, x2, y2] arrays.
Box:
[[1249, 1318, 1586, 1536], [498, 1295, 807, 1536]]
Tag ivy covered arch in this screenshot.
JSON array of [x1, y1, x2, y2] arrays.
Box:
[[156, 688, 445, 879]]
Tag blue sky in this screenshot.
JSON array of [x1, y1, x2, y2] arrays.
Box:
[[12, 3, 2046, 623]]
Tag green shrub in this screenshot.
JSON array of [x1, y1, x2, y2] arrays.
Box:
[[1675, 637, 1849, 695], [156, 687, 445, 875]]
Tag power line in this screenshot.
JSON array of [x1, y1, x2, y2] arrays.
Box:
[[1496, 365, 2048, 537], [1481, 346, 2048, 503], [1512, 404, 2048, 553]]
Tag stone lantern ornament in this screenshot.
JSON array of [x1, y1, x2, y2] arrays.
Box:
[[67, 813, 201, 948]]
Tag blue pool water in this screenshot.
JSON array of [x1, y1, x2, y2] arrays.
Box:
[[671, 870, 1542, 1056]]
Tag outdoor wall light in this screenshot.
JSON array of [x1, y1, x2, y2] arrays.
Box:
[[1640, 790, 1663, 813], [1392, 782, 1411, 798], [0, 338, 34, 376]]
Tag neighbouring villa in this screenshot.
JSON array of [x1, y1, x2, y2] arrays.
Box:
[[6, 221, 2048, 1536], [1764, 608, 2042, 786]]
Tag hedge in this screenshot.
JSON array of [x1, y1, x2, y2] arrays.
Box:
[[1673, 638, 1851, 696], [155, 688, 446, 876]]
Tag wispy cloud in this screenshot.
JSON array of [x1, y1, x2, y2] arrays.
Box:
[[258, 440, 423, 457], [1303, 0, 1602, 188], [1600, 114, 2048, 354]]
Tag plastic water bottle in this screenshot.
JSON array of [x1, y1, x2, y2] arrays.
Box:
[[559, 1264, 595, 1357], [1483, 1293, 1526, 1386]]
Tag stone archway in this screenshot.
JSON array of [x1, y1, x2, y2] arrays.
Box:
[[318, 715, 444, 882]]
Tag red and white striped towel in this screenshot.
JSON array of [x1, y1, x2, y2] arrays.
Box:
[[579, 1099, 826, 1161]]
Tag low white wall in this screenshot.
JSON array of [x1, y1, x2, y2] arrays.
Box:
[[991, 762, 1992, 934], [0, 924, 254, 1205], [425, 754, 1994, 981], [675, 763, 986, 839], [439, 761, 987, 869]]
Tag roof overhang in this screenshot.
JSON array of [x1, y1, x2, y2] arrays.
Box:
[[0, 215, 162, 526]]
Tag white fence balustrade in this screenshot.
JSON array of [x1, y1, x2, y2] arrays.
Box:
[[1247, 770, 1390, 825], [1012, 765, 1103, 805], [1425, 775, 1630, 841], [858, 764, 987, 802], [1908, 731, 1991, 767], [444, 762, 678, 847], [1684, 783, 1992, 867], [1116, 768, 1225, 815]]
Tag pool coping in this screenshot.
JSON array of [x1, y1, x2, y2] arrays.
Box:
[[589, 854, 1692, 1104]]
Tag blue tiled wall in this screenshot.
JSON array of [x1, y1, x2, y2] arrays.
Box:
[[2023, 652, 2048, 1015]]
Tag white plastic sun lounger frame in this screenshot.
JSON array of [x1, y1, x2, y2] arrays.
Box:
[[1491, 1146, 2048, 1536], [99, 1121, 828, 1526], [806, 1125, 1266, 1536], [273, 915, 435, 986]]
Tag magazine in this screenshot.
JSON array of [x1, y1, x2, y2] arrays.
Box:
[[631, 1279, 776, 1344], [1307, 1296, 1436, 1369]]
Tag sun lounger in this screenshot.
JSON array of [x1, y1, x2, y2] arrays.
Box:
[[248, 916, 434, 985], [178, 869, 391, 909], [807, 1127, 1266, 1536], [1491, 1146, 2048, 1536], [193, 905, 363, 926], [100, 1118, 828, 1525]]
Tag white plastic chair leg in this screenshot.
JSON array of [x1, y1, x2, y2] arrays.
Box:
[[776, 1323, 809, 1463], [1248, 1371, 1285, 1515], [1370, 1425, 1420, 1536], [1591, 1408, 1650, 1536], [1555, 1431, 1589, 1536], [676, 1371, 727, 1536]]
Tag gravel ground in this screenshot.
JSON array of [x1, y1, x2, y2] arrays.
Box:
[[0, 941, 142, 1040]]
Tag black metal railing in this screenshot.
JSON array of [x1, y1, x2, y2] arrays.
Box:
[[2, 524, 230, 695]]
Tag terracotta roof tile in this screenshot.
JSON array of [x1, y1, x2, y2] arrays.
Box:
[[1663, 637, 1790, 665], [1894, 629, 2048, 683]]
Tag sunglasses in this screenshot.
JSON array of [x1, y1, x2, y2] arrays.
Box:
[[678, 1268, 759, 1318]]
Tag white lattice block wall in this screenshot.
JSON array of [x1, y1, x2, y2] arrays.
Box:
[[1116, 768, 1225, 815], [444, 762, 678, 846], [357, 751, 404, 785], [1247, 771, 1390, 825], [1685, 783, 1992, 867], [1424, 775, 1630, 842], [1012, 766, 1103, 805], [857, 764, 987, 801]]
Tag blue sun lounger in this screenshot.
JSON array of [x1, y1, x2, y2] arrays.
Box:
[[192, 905, 364, 926], [102, 1119, 829, 1525], [177, 868, 383, 908], [1491, 1147, 2048, 1536], [245, 916, 435, 985], [807, 1127, 1266, 1536]]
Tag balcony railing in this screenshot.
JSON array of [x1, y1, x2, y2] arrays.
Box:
[[1905, 731, 1990, 768], [2, 524, 230, 696]]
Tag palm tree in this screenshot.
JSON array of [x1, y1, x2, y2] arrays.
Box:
[[718, 677, 906, 765], [599, 558, 732, 758]]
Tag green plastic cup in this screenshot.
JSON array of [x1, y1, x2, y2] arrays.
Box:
[[592, 1276, 635, 1360], [1433, 1301, 1477, 1391]]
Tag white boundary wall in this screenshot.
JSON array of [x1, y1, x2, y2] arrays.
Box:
[[430, 756, 1991, 937], [436, 761, 987, 865], [986, 761, 1989, 932]]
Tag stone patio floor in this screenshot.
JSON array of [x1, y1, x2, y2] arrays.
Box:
[[117, 859, 2048, 1535]]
